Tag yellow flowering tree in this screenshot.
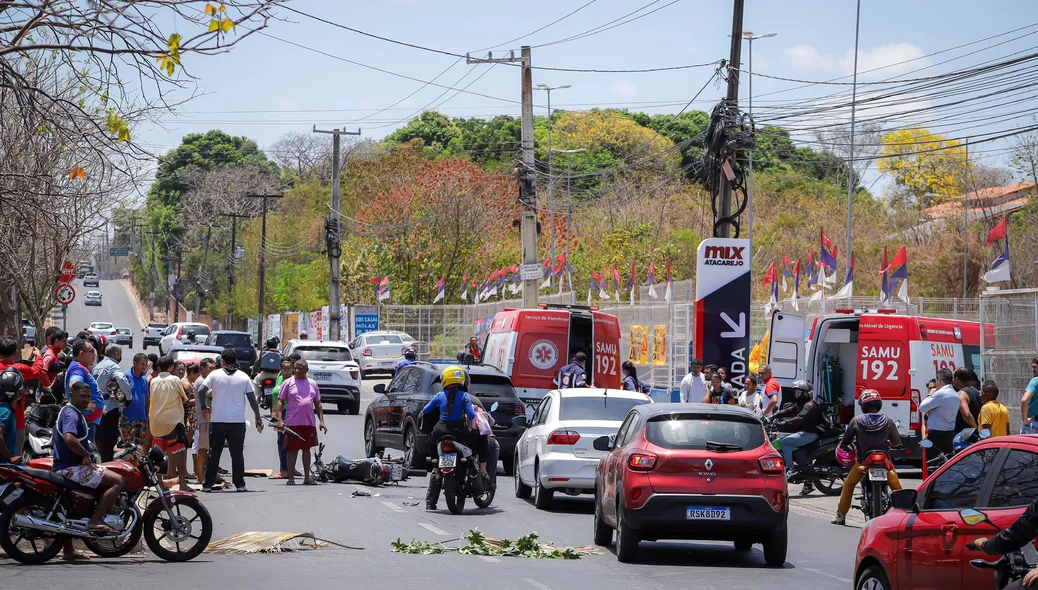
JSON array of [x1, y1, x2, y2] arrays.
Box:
[[878, 128, 968, 209]]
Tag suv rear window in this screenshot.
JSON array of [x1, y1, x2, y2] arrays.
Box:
[[560, 396, 647, 421], [645, 413, 765, 451], [295, 346, 352, 362], [215, 334, 252, 348]]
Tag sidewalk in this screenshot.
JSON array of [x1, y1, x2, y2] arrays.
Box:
[[788, 471, 924, 529]]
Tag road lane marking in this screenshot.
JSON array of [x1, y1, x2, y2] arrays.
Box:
[[524, 578, 552, 590], [419, 522, 450, 536], [381, 501, 405, 513], [804, 568, 852, 584], [478, 556, 501, 563]]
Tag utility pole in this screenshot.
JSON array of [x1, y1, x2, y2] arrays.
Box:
[[537, 83, 571, 292], [219, 212, 249, 328], [552, 148, 585, 284], [963, 139, 971, 299], [845, 0, 862, 269], [717, 0, 745, 238], [740, 31, 777, 250], [313, 125, 361, 342], [467, 46, 539, 308], [173, 247, 183, 323], [247, 194, 283, 342]]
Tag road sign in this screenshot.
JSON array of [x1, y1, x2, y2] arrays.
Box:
[[354, 313, 379, 337], [109, 247, 130, 257], [55, 284, 76, 305], [58, 261, 76, 284], [520, 263, 543, 281]]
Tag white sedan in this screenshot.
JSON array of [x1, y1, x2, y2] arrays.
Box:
[[281, 340, 363, 415], [513, 388, 652, 510]]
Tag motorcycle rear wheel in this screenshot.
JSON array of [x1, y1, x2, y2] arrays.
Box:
[[142, 497, 213, 562], [474, 475, 495, 508], [443, 474, 466, 515], [870, 482, 886, 520], [0, 494, 65, 564], [810, 459, 845, 496]]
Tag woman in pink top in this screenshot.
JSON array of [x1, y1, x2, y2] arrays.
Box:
[[274, 360, 328, 485]]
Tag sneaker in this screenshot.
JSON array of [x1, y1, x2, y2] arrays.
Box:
[[831, 513, 846, 526], [425, 503, 437, 511], [799, 482, 814, 496], [201, 486, 213, 493], [235, 485, 248, 493], [218, 467, 229, 475]]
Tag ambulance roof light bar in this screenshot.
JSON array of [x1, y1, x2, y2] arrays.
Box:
[[537, 303, 599, 311]]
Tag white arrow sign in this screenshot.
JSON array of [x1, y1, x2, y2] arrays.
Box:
[[720, 312, 746, 339]]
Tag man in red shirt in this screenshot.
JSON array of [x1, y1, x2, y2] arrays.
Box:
[[40, 327, 68, 392], [0, 336, 48, 453], [759, 364, 781, 418]]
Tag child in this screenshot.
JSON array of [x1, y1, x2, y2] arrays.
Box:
[[979, 381, 1009, 438]]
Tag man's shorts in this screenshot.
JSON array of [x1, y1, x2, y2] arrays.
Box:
[[191, 423, 209, 454], [58, 464, 105, 488], [154, 424, 188, 456], [119, 418, 148, 447]]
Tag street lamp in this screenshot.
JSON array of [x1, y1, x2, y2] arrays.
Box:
[[740, 31, 776, 249], [551, 147, 585, 289], [536, 83, 571, 291]]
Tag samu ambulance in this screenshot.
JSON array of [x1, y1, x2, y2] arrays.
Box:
[[767, 308, 990, 464], [480, 304, 622, 414]]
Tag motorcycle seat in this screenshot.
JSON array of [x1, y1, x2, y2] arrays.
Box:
[[17, 465, 88, 489], [440, 437, 474, 458]]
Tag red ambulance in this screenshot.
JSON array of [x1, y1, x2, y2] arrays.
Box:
[[767, 308, 992, 463], [480, 304, 622, 412]]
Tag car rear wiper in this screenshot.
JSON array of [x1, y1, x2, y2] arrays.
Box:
[[705, 441, 743, 452]]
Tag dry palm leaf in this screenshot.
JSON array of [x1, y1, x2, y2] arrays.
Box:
[[206, 531, 362, 555]]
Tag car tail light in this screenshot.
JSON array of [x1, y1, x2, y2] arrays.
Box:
[[261, 378, 276, 388], [627, 452, 657, 471], [349, 370, 359, 381], [547, 430, 581, 445], [513, 403, 524, 416], [362, 348, 373, 357], [759, 455, 785, 474], [910, 390, 920, 429]]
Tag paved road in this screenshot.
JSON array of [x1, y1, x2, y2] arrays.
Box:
[[8, 281, 870, 588]]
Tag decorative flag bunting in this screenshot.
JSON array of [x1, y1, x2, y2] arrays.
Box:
[[589, 270, 603, 306], [792, 258, 802, 310], [433, 275, 446, 303], [829, 253, 855, 300], [460, 272, 469, 301], [643, 261, 658, 299], [378, 277, 391, 302], [611, 266, 621, 303], [984, 217, 1011, 283], [820, 227, 839, 272], [882, 246, 909, 303], [599, 267, 609, 299], [627, 262, 636, 305], [781, 255, 793, 294], [664, 259, 673, 303], [806, 250, 819, 288]]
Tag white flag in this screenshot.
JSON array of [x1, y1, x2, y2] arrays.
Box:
[[828, 280, 853, 301], [810, 289, 822, 302], [587, 289, 593, 306], [984, 260, 1011, 283], [896, 278, 909, 303], [378, 287, 390, 302], [648, 283, 658, 299], [433, 289, 444, 304], [664, 282, 672, 304], [540, 277, 551, 291]]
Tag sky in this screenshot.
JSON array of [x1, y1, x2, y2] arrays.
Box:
[[133, 0, 1038, 191]]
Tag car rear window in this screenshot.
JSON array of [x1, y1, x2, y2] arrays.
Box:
[[148, 324, 167, 329], [295, 346, 352, 362], [215, 334, 252, 348], [92, 323, 112, 329], [560, 396, 648, 421], [173, 351, 220, 364], [117, 329, 131, 335], [184, 325, 211, 336], [644, 413, 765, 451], [366, 334, 402, 345]]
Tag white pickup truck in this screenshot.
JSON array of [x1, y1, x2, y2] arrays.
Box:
[[142, 323, 167, 350]]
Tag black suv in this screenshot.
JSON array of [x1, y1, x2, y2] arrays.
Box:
[[205, 331, 257, 376], [363, 361, 525, 474]]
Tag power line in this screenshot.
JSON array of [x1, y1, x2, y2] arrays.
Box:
[[532, 0, 683, 48]]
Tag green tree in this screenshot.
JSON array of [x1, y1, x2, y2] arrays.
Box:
[[384, 111, 460, 154]]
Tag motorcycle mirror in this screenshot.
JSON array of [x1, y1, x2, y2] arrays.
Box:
[[980, 429, 991, 439], [919, 439, 934, 449], [959, 508, 990, 527], [490, 402, 499, 412]]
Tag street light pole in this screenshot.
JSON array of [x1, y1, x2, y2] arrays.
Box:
[[537, 83, 571, 292], [741, 31, 776, 252], [845, 0, 862, 270], [552, 147, 585, 287]]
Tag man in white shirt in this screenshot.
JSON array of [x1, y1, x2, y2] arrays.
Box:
[[195, 348, 263, 492], [680, 359, 708, 403]]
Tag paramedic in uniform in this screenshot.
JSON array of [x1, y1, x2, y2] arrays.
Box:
[[554, 351, 587, 388]]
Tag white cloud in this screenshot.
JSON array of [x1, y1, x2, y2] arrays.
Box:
[[610, 81, 638, 98], [784, 42, 930, 79]]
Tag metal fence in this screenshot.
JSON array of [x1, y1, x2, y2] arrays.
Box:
[[981, 289, 1038, 433]]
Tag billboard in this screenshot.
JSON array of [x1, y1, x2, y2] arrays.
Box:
[[694, 238, 751, 385]]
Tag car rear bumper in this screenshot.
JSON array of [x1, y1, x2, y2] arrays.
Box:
[[627, 493, 787, 539], [143, 337, 161, 344], [359, 358, 398, 373], [85, 301, 102, 306], [318, 385, 360, 405], [538, 452, 599, 491]]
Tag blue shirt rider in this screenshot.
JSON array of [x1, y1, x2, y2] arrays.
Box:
[[395, 347, 418, 374], [422, 365, 477, 511], [553, 351, 587, 388]]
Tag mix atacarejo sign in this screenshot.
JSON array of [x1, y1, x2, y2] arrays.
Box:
[[694, 238, 751, 385]]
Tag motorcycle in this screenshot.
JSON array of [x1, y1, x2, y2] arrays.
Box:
[[766, 405, 847, 496], [857, 448, 897, 520], [0, 445, 213, 564], [310, 442, 418, 485], [964, 508, 1038, 589], [435, 435, 493, 514], [258, 374, 278, 410], [22, 402, 61, 460], [919, 427, 990, 470]]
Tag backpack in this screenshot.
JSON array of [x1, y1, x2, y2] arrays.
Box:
[[258, 350, 282, 372]]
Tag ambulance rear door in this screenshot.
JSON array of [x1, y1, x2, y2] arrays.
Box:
[[591, 312, 622, 389], [857, 314, 912, 436], [767, 311, 806, 387], [510, 310, 570, 404]]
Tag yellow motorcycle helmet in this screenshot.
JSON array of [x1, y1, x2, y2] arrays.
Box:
[[441, 365, 467, 388]]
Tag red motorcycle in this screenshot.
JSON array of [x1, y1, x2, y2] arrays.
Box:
[[0, 446, 213, 564]]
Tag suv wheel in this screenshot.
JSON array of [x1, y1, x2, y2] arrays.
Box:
[[763, 526, 787, 567], [364, 418, 383, 458], [855, 566, 890, 590], [615, 501, 640, 563], [592, 488, 612, 547], [402, 426, 417, 469]]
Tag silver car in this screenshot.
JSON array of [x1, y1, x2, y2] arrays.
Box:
[[348, 331, 415, 378], [85, 290, 102, 306], [113, 327, 133, 348]]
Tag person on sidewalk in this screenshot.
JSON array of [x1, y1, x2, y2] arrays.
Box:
[[120, 353, 150, 452], [64, 339, 103, 442], [196, 348, 263, 492], [191, 359, 218, 484], [274, 359, 327, 486], [93, 345, 131, 462]]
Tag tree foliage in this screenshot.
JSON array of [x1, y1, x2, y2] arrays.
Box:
[[878, 127, 967, 208]]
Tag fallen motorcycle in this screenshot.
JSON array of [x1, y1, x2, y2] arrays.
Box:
[[310, 442, 419, 485], [0, 446, 213, 564]]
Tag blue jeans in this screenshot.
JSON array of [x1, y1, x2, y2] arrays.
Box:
[[778, 431, 818, 467], [1023, 421, 1038, 435], [87, 422, 98, 444], [277, 431, 288, 472]]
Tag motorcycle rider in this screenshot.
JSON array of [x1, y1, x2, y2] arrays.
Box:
[[769, 380, 823, 487], [252, 337, 282, 403], [0, 367, 24, 464], [421, 365, 483, 511], [395, 347, 417, 374], [974, 501, 1038, 589], [830, 389, 902, 526]]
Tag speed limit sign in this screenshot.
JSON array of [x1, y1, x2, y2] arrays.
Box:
[[55, 284, 75, 305]]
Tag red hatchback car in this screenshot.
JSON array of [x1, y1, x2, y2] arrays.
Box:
[[591, 403, 789, 565], [854, 435, 1038, 590]]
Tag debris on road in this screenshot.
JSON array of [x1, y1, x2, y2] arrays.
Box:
[[392, 528, 599, 560], [206, 531, 364, 554], [352, 490, 371, 497]]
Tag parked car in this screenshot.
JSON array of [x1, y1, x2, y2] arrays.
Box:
[[514, 388, 652, 510], [167, 343, 224, 366], [205, 330, 257, 376], [142, 323, 167, 349], [113, 327, 133, 348], [853, 435, 1038, 590], [158, 322, 212, 355], [87, 321, 116, 337], [592, 403, 788, 565], [364, 361, 525, 473], [82, 273, 99, 287], [281, 339, 362, 415], [21, 319, 35, 346], [348, 331, 426, 378], [84, 290, 102, 306]]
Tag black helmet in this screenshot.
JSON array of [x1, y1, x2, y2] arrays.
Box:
[[404, 347, 417, 360], [792, 379, 813, 398], [0, 367, 24, 404], [265, 337, 280, 350]]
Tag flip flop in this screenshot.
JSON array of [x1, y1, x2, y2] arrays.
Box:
[[269, 472, 287, 480], [286, 479, 296, 486], [62, 552, 91, 561], [302, 480, 317, 486]]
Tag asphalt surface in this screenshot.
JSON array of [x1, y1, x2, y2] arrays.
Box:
[[6, 280, 871, 588]]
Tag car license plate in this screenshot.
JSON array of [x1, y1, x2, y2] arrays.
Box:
[[868, 467, 888, 481], [439, 453, 457, 468], [313, 372, 333, 381], [686, 506, 730, 520], [380, 361, 394, 367], [264, 387, 273, 396], [388, 464, 404, 481]]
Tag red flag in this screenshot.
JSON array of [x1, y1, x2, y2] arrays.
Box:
[[986, 216, 1008, 246], [369, 276, 381, 284], [611, 265, 621, 287], [591, 270, 603, 282], [807, 250, 815, 267], [762, 262, 776, 289], [831, 244, 838, 260], [878, 247, 888, 275], [783, 255, 793, 267], [884, 246, 908, 273], [821, 227, 832, 250], [665, 259, 672, 281]]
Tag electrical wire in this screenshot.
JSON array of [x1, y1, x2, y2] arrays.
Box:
[[531, 0, 682, 48]]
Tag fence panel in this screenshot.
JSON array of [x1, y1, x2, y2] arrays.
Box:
[[981, 289, 1038, 434]]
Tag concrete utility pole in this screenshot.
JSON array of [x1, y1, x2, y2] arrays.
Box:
[[741, 31, 776, 249], [467, 46, 539, 308], [717, 0, 745, 238], [247, 194, 283, 342], [313, 126, 360, 342], [537, 83, 571, 292], [219, 211, 249, 328], [845, 0, 862, 269], [552, 148, 585, 286]]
